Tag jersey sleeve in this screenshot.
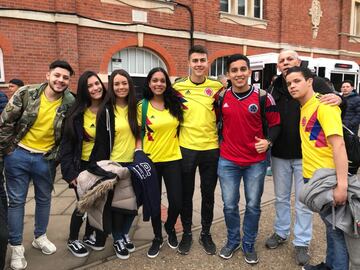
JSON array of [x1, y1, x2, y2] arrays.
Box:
[[265, 93, 280, 128], [317, 104, 343, 138]]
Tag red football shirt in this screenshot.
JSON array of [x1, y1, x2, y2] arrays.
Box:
[[220, 86, 280, 166]]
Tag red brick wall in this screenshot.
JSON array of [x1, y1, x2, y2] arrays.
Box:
[[0, 0, 359, 97]]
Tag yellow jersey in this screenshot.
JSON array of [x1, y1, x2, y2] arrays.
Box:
[[110, 105, 136, 163], [173, 77, 223, 150], [300, 94, 343, 179], [81, 108, 96, 161], [20, 92, 62, 152], [138, 100, 181, 162]]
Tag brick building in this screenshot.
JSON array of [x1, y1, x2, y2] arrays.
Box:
[[0, 0, 359, 96]]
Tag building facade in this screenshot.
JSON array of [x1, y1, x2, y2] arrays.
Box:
[[0, 0, 359, 95]]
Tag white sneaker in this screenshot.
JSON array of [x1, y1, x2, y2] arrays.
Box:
[[10, 245, 27, 270], [32, 234, 57, 255]]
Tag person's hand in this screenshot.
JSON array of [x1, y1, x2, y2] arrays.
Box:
[[333, 185, 347, 206], [254, 136, 270, 153], [319, 94, 342, 106], [70, 178, 78, 187]]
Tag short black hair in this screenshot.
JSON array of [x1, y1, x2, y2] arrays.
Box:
[[226, 54, 250, 71], [9, 78, 24, 87], [49, 60, 74, 76], [188, 45, 208, 58], [341, 80, 354, 87], [286, 66, 314, 80]]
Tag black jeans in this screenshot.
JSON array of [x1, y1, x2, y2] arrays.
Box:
[[151, 160, 182, 238], [0, 168, 8, 270], [180, 147, 219, 234]]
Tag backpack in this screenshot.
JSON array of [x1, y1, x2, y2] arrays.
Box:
[[217, 87, 268, 142], [342, 124, 360, 168]]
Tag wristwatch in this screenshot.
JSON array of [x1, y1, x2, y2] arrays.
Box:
[[266, 138, 273, 149]]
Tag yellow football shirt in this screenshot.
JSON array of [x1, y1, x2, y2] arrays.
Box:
[[300, 94, 343, 179], [81, 108, 96, 161], [138, 100, 182, 162], [20, 92, 62, 152], [173, 77, 223, 150], [110, 105, 136, 163]]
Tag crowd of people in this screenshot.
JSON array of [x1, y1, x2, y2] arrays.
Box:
[[0, 46, 359, 270]]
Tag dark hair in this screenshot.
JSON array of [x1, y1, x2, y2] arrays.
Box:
[[143, 67, 183, 122], [9, 78, 24, 87], [103, 69, 139, 139], [226, 54, 250, 71], [341, 80, 354, 87], [49, 60, 75, 76], [286, 66, 314, 80], [188, 45, 208, 58], [64, 71, 106, 141]]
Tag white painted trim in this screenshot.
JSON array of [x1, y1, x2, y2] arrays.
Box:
[[101, 0, 174, 14], [0, 49, 4, 82], [219, 12, 267, 28], [0, 9, 359, 58]]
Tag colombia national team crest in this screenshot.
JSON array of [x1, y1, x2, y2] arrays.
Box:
[[248, 103, 258, 113], [204, 88, 213, 96]]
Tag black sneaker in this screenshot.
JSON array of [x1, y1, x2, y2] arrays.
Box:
[[177, 232, 193, 255], [302, 263, 331, 270], [219, 243, 240, 259], [166, 229, 178, 249], [122, 234, 135, 253], [199, 232, 216, 255], [242, 243, 259, 264], [147, 238, 163, 258], [113, 239, 129, 260], [265, 232, 287, 249], [67, 240, 89, 257], [83, 235, 105, 251], [295, 246, 310, 266]]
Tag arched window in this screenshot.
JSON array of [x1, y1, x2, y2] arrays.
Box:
[[209, 56, 229, 77], [0, 49, 4, 82], [108, 47, 167, 99]]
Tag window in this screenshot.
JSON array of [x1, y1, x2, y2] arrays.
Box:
[[350, 0, 360, 41], [0, 49, 4, 83], [209, 56, 229, 77], [219, 0, 267, 29], [220, 0, 263, 19]]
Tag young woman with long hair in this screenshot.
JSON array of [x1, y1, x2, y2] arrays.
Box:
[[60, 71, 106, 257], [139, 67, 183, 258], [89, 69, 139, 260]]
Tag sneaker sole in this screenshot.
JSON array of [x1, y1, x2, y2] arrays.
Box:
[[244, 257, 259, 264], [167, 240, 178, 249], [177, 241, 192, 255], [67, 245, 89, 258], [31, 241, 56, 255], [10, 261, 27, 270], [83, 242, 105, 251], [219, 245, 241, 260], [198, 239, 216, 255], [126, 246, 136, 253], [147, 243, 163, 259], [113, 247, 130, 260]]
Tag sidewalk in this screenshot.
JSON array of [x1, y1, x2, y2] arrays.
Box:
[[5, 169, 295, 270]]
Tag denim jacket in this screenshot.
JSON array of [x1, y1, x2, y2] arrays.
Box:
[[0, 83, 74, 162]]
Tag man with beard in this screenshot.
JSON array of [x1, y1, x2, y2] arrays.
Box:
[[265, 50, 342, 266], [0, 60, 75, 270]]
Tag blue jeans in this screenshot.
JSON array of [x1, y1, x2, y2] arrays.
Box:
[[320, 212, 349, 270], [112, 215, 135, 241], [4, 147, 56, 245], [271, 157, 313, 247], [218, 157, 266, 249]]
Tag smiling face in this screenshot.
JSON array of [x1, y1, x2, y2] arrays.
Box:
[[149, 71, 167, 96], [286, 71, 313, 104], [226, 59, 251, 93], [113, 74, 129, 100], [46, 67, 71, 94], [87, 75, 103, 102], [277, 51, 301, 77], [189, 52, 209, 80]]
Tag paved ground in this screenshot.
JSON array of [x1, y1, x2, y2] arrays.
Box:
[[4, 168, 332, 270]]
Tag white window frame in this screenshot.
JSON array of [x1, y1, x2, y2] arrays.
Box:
[[108, 47, 167, 77], [350, 0, 360, 42], [219, 0, 267, 29], [0, 49, 4, 83]]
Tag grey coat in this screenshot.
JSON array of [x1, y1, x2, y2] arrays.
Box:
[[299, 168, 360, 238]]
